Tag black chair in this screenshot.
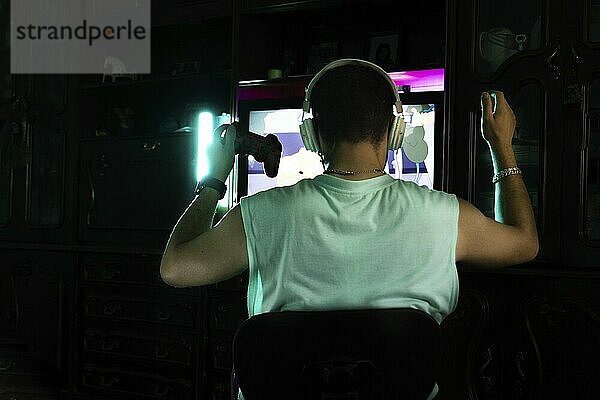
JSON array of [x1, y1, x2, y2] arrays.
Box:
[[232, 308, 442, 400]]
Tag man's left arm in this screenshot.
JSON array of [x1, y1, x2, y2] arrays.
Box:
[[160, 124, 249, 287]]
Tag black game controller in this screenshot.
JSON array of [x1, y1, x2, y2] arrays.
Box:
[[233, 124, 282, 178]]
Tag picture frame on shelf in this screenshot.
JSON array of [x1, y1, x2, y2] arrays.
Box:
[[368, 33, 400, 72], [306, 41, 339, 74]]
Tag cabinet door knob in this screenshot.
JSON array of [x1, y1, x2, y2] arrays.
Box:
[[0, 360, 15, 371], [143, 141, 161, 151], [154, 383, 169, 397], [102, 303, 121, 316], [155, 345, 170, 359], [99, 375, 119, 387], [101, 339, 118, 351], [156, 310, 172, 321]]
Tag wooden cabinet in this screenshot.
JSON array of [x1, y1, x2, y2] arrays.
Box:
[[1, 0, 74, 244], [0, 251, 74, 399], [447, 0, 600, 268], [78, 134, 197, 247], [74, 253, 206, 400], [437, 271, 600, 400], [559, 1, 600, 267], [205, 273, 248, 400], [0, 75, 70, 243], [443, 1, 600, 397], [75, 17, 232, 248]]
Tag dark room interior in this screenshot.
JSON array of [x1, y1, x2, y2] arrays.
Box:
[[1, 0, 600, 399]]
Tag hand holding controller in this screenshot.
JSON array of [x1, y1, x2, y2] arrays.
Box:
[[230, 123, 283, 178]]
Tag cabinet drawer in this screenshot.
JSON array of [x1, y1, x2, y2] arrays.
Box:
[[82, 254, 162, 286], [0, 352, 51, 376], [83, 327, 194, 367], [83, 290, 199, 329], [209, 296, 247, 334], [80, 254, 201, 296], [80, 363, 192, 400], [208, 336, 233, 370], [79, 135, 196, 246], [207, 370, 232, 400], [0, 392, 58, 400], [0, 374, 57, 399]]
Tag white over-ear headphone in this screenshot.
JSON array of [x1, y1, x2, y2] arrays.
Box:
[[299, 58, 406, 154]]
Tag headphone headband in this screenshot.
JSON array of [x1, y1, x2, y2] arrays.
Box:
[[303, 58, 403, 115], [299, 58, 406, 154]]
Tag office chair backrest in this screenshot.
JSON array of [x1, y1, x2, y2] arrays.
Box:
[[233, 308, 442, 400]]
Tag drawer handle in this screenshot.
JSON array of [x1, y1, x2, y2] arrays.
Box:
[[84, 332, 96, 343], [100, 375, 119, 387], [154, 383, 169, 397], [515, 350, 526, 379], [155, 345, 170, 359], [102, 269, 120, 280], [217, 305, 231, 313], [101, 340, 118, 351], [216, 344, 228, 353], [156, 310, 172, 321], [143, 141, 161, 151], [103, 304, 121, 316], [0, 360, 15, 371]]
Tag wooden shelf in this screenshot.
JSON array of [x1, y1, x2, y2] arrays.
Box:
[[80, 71, 232, 90]]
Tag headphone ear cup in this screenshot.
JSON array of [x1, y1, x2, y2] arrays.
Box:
[[388, 116, 406, 150], [299, 118, 320, 153]]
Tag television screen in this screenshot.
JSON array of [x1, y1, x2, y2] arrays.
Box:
[[245, 104, 437, 196]]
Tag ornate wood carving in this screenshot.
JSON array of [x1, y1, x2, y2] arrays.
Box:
[[441, 289, 491, 400], [524, 295, 600, 400]]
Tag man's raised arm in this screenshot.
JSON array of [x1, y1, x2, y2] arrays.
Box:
[[160, 124, 248, 287], [456, 91, 539, 268]]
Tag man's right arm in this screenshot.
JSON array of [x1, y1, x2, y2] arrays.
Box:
[[455, 91, 539, 268]]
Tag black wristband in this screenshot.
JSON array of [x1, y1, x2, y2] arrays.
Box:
[[195, 177, 227, 200]]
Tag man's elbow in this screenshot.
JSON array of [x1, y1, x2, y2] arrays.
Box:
[[160, 253, 187, 288], [520, 233, 539, 264], [528, 235, 540, 261]]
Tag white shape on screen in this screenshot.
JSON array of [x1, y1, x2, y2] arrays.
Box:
[[276, 147, 323, 187]]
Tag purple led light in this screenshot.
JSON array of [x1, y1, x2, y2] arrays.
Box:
[[238, 68, 445, 100], [388, 68, 444, 93]]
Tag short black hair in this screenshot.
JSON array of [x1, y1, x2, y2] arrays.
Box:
[[310, 64, 395, 149]]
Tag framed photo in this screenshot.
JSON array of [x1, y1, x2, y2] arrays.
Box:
[[306, 41, 339, 74], [368, 33, 399, 71]]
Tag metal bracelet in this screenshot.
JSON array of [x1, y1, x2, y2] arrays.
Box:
[[492, 167, 522, 184]]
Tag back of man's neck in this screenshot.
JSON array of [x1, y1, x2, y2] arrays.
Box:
[[326, 141, 387, 180]]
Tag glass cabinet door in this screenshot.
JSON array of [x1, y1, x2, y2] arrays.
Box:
[[589, 0, 600, 42], [0, 122, 14, 227], [584, 79, 600, 242], [476, 0, 545, 78], [583, 1, 600, 243], [26, 75, 67, 227], [0, 0, 9, 103], [0, 0, 12, 227], [559, 0, 600, 266], [474, 84, 543, 223]]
